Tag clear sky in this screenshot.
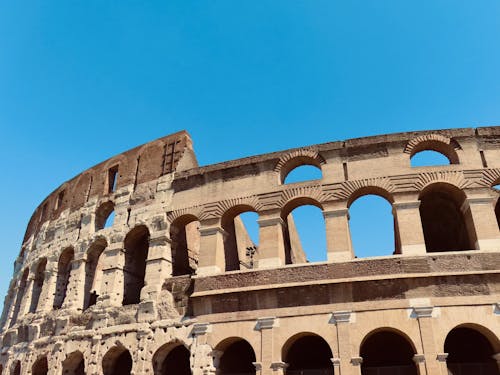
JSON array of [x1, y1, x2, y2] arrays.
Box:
[[1, 1, 500, 303]]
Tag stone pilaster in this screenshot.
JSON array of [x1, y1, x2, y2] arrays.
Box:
[[412, 306, 440, 375], [330, 311, 354, 375], [256, 211, 286, 268], [256, 317, 279, 375], [436, 353, 448, 375], [350, 357, 363, 375], [270, 361, 288, 375]]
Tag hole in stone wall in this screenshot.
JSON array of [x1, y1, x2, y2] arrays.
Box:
[[123, 226, 149, 305], [107, 166, 119, 193], [95, 201, 115, 231], [62, 351, 85, 375], [284, 165, 322, 184], [349, 195, 396, 258], [102, 347, 132, 375], [411, 150, 451, 167], [53, 247, 74, 310]]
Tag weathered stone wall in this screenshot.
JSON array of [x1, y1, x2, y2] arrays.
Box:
[[0, 128, 499, 375]]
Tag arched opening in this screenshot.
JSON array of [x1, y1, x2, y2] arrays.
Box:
[[217, 338, 256, 375], [410, 150, 451, 167], [221, 206, 259, 271], [32, 356, 48, 375], [283, 333, 333, 375], [284, 165, 323, 184], [123, 225, 150, 305], [62, 351, 85, 375], [282, 199, 326, 264], [102, 346, 133, 375], [10, 269, 28, 327], [360, 329, 418, 375], [95, 201, 115, 230], [29, 258, 47, 313], [419, 183, 475, 252], [53, 247, 74, 309], [349, 193, 398, 258], [152, 344, 191, 375], [11, 361, 20, 375], [445, 326, 499, 375], [84, 239, 107, 310], [170, 215, 199, 276], [493, 185, 500, 229]]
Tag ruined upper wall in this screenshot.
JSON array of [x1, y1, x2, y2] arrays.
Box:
[[22, 130, 197, 244]]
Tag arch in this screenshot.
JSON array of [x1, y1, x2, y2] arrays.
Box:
[[276, 151, 326, 184], [216, 337, 256, 375], [445, 325, 499, 375], [102, 346, 132, 375], [62, 351, 85, 375], [83, 238, 107, 309], [29, 258, 47, 313], [348, 191, 399, 257], [123, 225, 150, 305], [282, 332, 334, 375], [95, 201, 115, 230], [360, 328, 418, 375], [10, 268, 28, 327], [53, 247, 74, 309], [281, 198, 325, 264], [152, 343, 191, 375], [32, 356, 48, 375], [221, 205, 258, 271], [10, 361, 20, 375], [419, 183, 476, 252], [169, 215, 199, 276], [404, 134, 460, 164]]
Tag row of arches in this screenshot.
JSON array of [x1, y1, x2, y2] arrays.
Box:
[[4, 325, 497, 375]]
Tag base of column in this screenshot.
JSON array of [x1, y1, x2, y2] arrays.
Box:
[[475, 238, 500, 251], [256, 257, 283, 269], [401, 244, 426, 256], [328, 251, 352, 262], [196, 266, 222, 276]]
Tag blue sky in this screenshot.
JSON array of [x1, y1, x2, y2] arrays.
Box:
[[1, 1, 500, 302]]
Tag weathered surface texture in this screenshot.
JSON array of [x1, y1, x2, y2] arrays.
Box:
[[1, 127, 499, 375]]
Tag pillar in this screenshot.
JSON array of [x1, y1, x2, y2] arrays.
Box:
[[436, 353, 448, 375], [142, 233, 172, 300], [463, 195, 500, 251], [323, 204, 353, 262], [63, 258, 86, 311], [256, 211, 287, 268], [349, 357, 363, 375], [413, 354, 426, 375], [99, 243, 125, 306], [197, 220, 226, 276], [330, 311, 356, 375], [392, 199, 426, 256], [36, 261, 57, 312], [270, 362, 288, 375], [412, 306, 441, 375], [256, 317, 279, 375]]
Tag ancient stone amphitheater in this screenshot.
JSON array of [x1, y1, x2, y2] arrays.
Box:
[[0, 128, 499, 375]]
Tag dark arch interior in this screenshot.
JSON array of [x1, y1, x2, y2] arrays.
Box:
[[419, 187, 473, 252], [360, 331, 417, 375], [495, 196, 500, 229], [32, 356, 48, 375], [156, 345, 191, 375], [170, 217, 198, 276], [103, 349, 132, 375], [11, 361, 20, 375], [62, 351, 85, 375], [10, 270, 28, 327], [445, 327, 497, 375], [29, 259, 47, 313], [219, 340, 256, 375], [284, 335, 333, 374], [84, 241, 106, 309], [53, 248, 74, 309], [123, 226, 149, 305]]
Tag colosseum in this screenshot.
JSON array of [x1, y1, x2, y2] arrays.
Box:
[[0, 127, 499, 375]]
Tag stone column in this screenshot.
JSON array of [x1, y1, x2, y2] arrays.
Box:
[[63, 258, 86, 311], [18, 275, 34, 319], [412, 306, 441, 375], [463, 194, 500, 251], [349, 357, 363, 375], [413, 354, 426, 375], [142, 233, 172, 301], [323, 204, 353, 262], [99, 243, 126, 306], [270, 362, 288, 375], [256, 317, 279, 375], [256, 211, 286, 269], [197, 220, 226, 276], [191, 323, 216, 375], [330, 311, 355, 375], [392, 200, 426, 256], [331, 358, 341, 375], [36, 261, 57, 312], [436, 353, 449, 375]]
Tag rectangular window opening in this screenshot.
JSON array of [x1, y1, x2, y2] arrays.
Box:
[[55, 190, 64, 211], [480, 150, 488, 168], [108, 166, 119, 193], [343, 162, 349, 180]]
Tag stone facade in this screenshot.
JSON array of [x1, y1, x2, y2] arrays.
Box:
[[0, 127, 499, 375]]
